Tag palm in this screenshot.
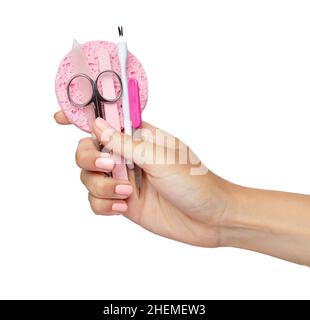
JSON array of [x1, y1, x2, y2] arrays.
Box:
[[125, 170, 221, 248]]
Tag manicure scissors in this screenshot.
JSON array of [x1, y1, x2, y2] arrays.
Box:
[[66, 70, 123, 119], [67, 70, 123, 166]]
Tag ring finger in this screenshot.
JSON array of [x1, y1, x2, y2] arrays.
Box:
[[80, 170, 133, 200]]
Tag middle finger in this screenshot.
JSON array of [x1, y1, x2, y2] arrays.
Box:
[[80, 170, 133, 199], [76, 137, 114, 173]]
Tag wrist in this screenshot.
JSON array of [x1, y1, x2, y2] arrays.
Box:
[[218, 183, 294, 251], [201, 173, 247, 247], [217, 183, 255, 248], [214, 176, 310, 266]]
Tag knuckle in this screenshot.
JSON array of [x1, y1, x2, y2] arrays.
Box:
[[94, 178, 107, 197], [75, 138, 92, 168], [75, 149, 85, 168], [89, 195, 104, 215], [79, 137, 90, 145], [80, 170, 86, 184]]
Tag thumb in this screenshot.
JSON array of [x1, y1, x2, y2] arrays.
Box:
[[93, 117, 207, 179], [93, 117, 155, 172]]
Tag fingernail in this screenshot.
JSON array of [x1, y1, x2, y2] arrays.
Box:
[[95, 157, 114, 171], [115, 185, 133, 196], [112, 203, 128, 213]]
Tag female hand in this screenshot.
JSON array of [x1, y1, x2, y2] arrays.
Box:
[[55, 111, 231, 248], [55, 111, 310, 265]]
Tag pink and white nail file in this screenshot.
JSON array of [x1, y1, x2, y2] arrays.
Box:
[[98, 48, 128, 180]]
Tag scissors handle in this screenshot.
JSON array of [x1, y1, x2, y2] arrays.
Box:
[[94, 70, 123, 103], [67, 71, 123, 112]]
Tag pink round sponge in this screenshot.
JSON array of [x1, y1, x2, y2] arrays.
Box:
[[55, 40, 148, 133]]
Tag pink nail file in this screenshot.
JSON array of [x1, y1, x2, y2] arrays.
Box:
[[128, 78, 142, 129], [98, 48, 128, 180], [128, 78, 143, 196]]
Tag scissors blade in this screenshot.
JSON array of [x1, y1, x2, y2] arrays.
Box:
[[132, 128, 143, 197], [71, 39, 95, 130], [134, 162, 143, 197]]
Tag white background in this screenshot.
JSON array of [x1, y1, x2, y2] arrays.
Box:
[[0, 0, 309, 299]]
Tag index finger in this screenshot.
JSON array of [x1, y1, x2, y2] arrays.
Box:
[[76, 137, 115, 173]]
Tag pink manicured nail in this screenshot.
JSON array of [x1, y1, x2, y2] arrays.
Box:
[[112, 203, 128, 213], [95, 157, 114, 171], [115, 185, 133, 196]]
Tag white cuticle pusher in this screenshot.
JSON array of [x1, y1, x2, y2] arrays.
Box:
[[117, 26, 134, 169], [117, 26, 132, 137]]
